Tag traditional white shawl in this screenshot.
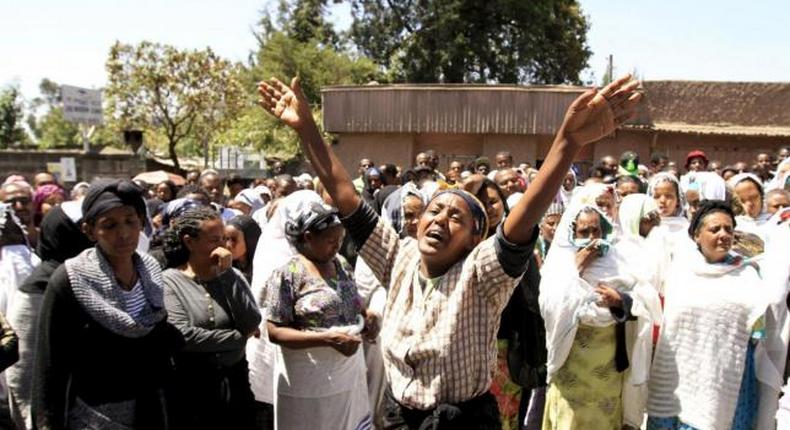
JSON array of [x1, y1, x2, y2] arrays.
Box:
[[648, 249, 784, 430], [539, 204, 662, 428]]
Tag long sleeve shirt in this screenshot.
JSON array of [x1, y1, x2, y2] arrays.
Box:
[[342, 202, 536, 410]]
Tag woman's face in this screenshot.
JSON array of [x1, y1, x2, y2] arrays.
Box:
[[401, 195, 424, 239], [84, 206, 142, 261], [688, 157, 706, 172], [573, 210, 603, 240], [694, 212, 734, 263], [653, 181, 679, 217], [184, 218, 225, 264], [595, 192, 616, 220], [540, 213, 561, 243], [417, 193, 478, 268], [156, 183, 173, 202], [733, 180, 763, 219], [563, 173, 576, 191], [303, 225, 345, 264], [685, 189, 701, 220], [483, 186, 505, 231], [224, 224, 247, 261]]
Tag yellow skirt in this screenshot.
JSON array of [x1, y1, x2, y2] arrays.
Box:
[[542, 324, 623, 430]]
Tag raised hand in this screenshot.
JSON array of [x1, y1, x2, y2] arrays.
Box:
[[258, 77, 313, 131], [560, 74, 642, 146]]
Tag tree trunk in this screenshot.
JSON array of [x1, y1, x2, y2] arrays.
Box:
[[168, 138, 181, 172]]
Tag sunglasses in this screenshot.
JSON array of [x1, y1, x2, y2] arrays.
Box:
[[3, 197, 31, 206]]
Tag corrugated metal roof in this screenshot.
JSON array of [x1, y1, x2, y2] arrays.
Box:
[[322, 85, 587, 134], [627, 122, 790, 137]]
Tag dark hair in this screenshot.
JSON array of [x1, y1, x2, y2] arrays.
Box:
[[650, 153, 668, 165], [688, 200, 736, 238], [226, 174, 248, 188], [227, 215, 261, 278], [157, 180, 178, 198], [161, 207, 220, 268], [381, 164, 399, 183], [176, 184, 210, 201]]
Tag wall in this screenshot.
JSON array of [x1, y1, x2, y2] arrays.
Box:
[[0, 150, 145, 184]]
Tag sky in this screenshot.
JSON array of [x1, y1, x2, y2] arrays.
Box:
[[1, 0, 788, 101]]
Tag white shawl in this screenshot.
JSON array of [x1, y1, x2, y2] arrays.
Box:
[[539, 204, 662, 428], [648, 249, 784, 430]]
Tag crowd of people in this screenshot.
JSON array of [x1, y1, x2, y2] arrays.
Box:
[[0, 74, 787, 430]]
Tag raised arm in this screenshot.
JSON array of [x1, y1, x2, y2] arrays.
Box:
[[258, 77, 361, 216], [503, 75, 641, 244]]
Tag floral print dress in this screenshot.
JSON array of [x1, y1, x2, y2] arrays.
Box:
[[266, 255, 364, 330]]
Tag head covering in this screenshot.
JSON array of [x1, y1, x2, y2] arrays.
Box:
[[160, 197, 203, 227], [684, 171, 727, 201], [618, 194, 659, 239], [82, 179, 146, 224], [647, 172, 686, 217], [766, 158, 790, 192], [35, 204, 93, 263], [685, 150, 708, 169], [251, 190, 324, 299], [284, 201, 342, 243], [227, 215, 262, 278], [234, 188, 266, 213], [33, 183, 65, 222], [2, 175, 28, 186], [727, 172, 765, 196], [619, 151, 640, 176], [381, 182, 427, 237], [560, 169, 577, 205], [431, 189, 489, 239]]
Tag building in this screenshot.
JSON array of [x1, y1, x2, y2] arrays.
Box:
[[322, 81, 790, 174]]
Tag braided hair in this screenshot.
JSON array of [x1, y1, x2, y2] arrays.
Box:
[[161, 207, 220, 268]]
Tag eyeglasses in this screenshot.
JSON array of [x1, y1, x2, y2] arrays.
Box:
[[3, 197, 31, 206]]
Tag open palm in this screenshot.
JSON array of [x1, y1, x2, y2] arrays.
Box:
[[258, 77, 312, 131], [562, 74, 642, 146]]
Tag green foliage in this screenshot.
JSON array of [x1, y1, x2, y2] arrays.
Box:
[[0, 86, 29, 149], [228, 2, 383, 161], [349, 0, 592, 84], [104, 41, 247, 170], [36, 107, 79, 148]]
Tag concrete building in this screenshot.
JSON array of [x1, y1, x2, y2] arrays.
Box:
[[322, 81, 790, 175]]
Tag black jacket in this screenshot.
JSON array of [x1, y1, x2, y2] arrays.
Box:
[[33, 265, 183, 430]]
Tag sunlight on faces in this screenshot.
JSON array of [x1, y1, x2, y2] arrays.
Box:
[[685, 189, 700, 220], [574, 210, 603, 240], [540, 213, 561, 243], [616, 181, 639, 199], [83, 206, 142, 260], [184, 218, 225, 265], [563, 173, 576, 191], [766, 192, 790, 215], [733, 180, 763, 219], [483, 186, 505, 231], [402, 195, 425, 239], [694, 212, 734, 263], [652, 181, 679, 217], [495, 170, 521, 198], [224, 224, 247, 261], [595, 193, 616, 221], [417, 193, 479, 265]]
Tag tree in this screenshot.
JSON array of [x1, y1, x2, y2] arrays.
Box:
[[349, 0, 592, 84], [0, 86, 29, 148], [223, 4, 382, 160], [104, 41, 247, 170]]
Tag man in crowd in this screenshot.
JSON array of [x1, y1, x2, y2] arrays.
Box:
[[0, 181, 37, 247], [353, 158, 375, 193]]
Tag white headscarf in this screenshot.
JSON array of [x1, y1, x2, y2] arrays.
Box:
[[684, 171, 726, 201], [648, 172, 686, 218], [618, 194, 659, 240], [539, 203, 661, 426], [766, 158, 790, 192]]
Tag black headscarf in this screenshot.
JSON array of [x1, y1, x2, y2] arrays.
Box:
[[284, 202, 341, 244], [227, 215, 261, 281], [21, 205, 93, 294], [82, 179, 147, 224]]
